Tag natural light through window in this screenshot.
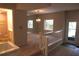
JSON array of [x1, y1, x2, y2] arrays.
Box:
[[28, 20, 33, 28], [68, 22, 77, 38], [44, 20, 54, 30]]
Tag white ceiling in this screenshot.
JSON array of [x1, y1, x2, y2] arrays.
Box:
[[16, 3, 50, 10], [26, 3, 79, 15]]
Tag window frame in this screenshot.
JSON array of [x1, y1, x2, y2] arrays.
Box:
[[27, 20, 33, 29], [44, 19, 54, 31]]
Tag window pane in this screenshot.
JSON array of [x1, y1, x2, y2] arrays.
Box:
[[44, 20, 54, 30], [28, 20, 33, 28], [68, 30, 76, 37], [68, 22, 77, 37], [69, 22, 76, 30]]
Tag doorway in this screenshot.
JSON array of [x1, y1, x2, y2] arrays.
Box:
[[67, 21, 77, 44], [0, 8, 19, 55]]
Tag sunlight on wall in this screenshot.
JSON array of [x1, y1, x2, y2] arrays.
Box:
[[7, 10, 13, 31], [0, 12, 7, 35], [0, 8, 13, 31], [6, 9, 14, 43]]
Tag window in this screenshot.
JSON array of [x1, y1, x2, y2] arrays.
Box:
[[68, 22, 77, 38], [28, 20, 33, 28], [44, 20, 54, 30]]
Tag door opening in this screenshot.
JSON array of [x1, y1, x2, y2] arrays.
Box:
[[0, 8, 19, 55], [67, 21, 77, 41]]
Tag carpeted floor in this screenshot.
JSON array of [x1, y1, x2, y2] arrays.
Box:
[[48, 44, 79, 56]]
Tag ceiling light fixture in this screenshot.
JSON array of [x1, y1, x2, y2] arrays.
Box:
[[36, 10, 41, 22], [36, 18, 41, 22]]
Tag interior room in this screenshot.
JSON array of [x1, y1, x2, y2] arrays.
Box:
[[0, 3, 79, 56], [0, 8, 19, 55]]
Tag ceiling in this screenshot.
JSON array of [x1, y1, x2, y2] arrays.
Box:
[[0, 3, 79, 15], [23, 3, 79, 15], [16, 3, 50, 10]]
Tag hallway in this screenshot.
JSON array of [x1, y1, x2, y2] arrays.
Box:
[[49, 44, 79, 56]]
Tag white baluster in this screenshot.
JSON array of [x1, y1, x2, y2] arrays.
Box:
[[44, 36, 48, 56]]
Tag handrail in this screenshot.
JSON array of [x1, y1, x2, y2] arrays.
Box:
[[27, 30, 63, 56], [38, 30, 63, 56]]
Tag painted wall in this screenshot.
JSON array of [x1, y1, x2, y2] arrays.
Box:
[[0, 12, 8, 35], [13, 10, 27, 47], [40, 12, 65, 32], [7, 10, 13, 31]]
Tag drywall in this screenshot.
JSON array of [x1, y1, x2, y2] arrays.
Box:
[[13, 10, 27, 47], [0, 12, 8, 35], [40, 12, 65, 32]]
